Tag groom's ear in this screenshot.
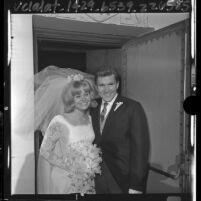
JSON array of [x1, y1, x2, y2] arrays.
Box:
[[117, 80, 122, 94], [117, 81, 120, 89]]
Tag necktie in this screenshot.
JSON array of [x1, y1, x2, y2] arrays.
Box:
[[100, 102, 108, 133]]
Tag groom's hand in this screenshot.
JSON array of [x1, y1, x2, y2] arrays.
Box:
[[128, 189, 142, 194]]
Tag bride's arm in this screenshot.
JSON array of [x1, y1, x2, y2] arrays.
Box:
[[39, 121, 69, 170]]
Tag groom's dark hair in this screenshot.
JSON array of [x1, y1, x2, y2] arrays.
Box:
[[95, 67, 120, 83]]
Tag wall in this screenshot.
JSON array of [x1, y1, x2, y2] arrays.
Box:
[[11, 14, 35, 194], [124, 29, 184, 193], [86, 49, 122, 75]]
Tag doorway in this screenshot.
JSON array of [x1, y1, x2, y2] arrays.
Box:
[[38, 40, 87, 72]]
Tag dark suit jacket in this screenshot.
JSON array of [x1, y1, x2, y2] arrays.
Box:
[[90, 95, 150, 193]]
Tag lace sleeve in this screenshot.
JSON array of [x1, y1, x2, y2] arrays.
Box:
[[40, 121, 68, 169]]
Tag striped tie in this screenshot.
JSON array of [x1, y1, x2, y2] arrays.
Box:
[[100, 102, 108, 133]]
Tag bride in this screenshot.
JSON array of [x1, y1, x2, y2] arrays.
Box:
[[32, 66, 102, 194]]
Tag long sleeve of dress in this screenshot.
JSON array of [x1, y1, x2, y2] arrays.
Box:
[[39, 121, 68, 170]]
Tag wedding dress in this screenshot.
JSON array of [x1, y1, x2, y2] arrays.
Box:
[[37, 115, 101, 194]]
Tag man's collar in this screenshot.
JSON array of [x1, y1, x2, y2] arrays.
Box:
[[102, 93, 118, 106]]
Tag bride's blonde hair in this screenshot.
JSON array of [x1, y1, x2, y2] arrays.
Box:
[[61, 80, 91, 113]]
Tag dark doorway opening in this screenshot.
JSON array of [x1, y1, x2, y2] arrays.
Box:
[[37, 41, 86, 72]]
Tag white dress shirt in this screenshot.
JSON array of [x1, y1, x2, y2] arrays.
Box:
[[100, 94, 118, 120]]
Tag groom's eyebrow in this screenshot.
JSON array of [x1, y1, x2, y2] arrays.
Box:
[[98, 82, 114, 86]]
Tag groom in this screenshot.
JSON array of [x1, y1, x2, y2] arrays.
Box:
[[90, 67, 150, 194]]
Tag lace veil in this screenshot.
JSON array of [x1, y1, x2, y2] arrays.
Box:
[[15, 65, 98, 137]]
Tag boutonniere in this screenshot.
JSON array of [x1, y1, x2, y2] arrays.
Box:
[[114, 102, 123, 112]]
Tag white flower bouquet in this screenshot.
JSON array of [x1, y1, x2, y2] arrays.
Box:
[[64, 140, 102, 194]]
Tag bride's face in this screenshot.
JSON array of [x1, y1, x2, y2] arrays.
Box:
[[73, 87, 91, 111]]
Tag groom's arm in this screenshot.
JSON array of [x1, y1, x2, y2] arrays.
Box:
[[129, 102, 150, 192]]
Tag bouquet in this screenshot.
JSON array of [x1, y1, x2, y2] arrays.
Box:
[[64, 140, 102, 194]]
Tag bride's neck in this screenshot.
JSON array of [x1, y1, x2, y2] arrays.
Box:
[[73, 109, 88, 118], [64, 109, 89, 122]]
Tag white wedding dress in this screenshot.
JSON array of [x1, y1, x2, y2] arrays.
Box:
[[37, 114, 98, 194]]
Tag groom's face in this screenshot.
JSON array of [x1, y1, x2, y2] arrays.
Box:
[[96, 75, 119, 102]]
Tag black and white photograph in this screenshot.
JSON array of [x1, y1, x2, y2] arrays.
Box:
[[3, 0, 195, 200]]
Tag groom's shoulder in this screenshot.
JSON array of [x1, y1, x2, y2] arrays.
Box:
[[120, 96, 145, 112], [120, 96, 140, 106]]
